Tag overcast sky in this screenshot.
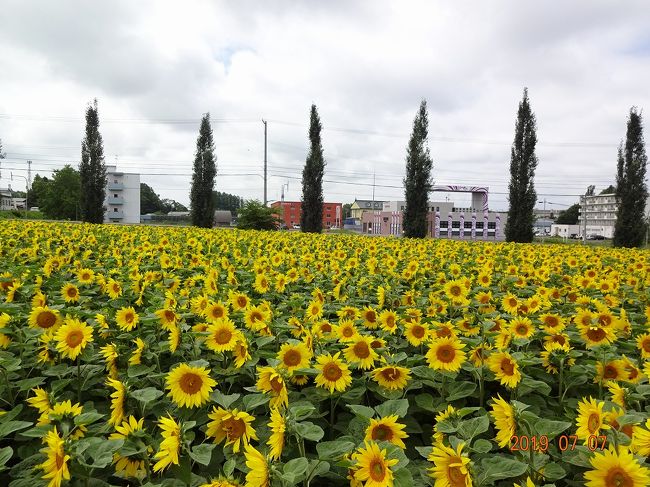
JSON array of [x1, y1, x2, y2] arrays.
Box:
[[1, 0, 649, 211]]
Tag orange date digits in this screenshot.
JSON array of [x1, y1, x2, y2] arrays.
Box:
[[510, 434, 595, 452]]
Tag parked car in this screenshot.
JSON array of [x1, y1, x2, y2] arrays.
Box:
[[587, 234, 605, 240], [292, 224, 300, 230]]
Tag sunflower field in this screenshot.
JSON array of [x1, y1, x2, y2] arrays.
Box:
[[1, 220, 650, 487]]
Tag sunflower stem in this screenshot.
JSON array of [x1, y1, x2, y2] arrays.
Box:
[[558, 358, 565, 400], [77, 357, 82, 403]]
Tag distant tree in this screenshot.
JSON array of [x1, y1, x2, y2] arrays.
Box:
[[140, 183, 163, 214], [505, 88, 539, 243], [27, 175, 51, 209], [212, 191, 244, 213], [613, 108, 648, 247], [40, 165, 81, 220], [0, 138, 5, 160], [585, 185, 595, 196], [237, 200, 282, 230], [600, 184, 616, 195], [190, 113, 217, 228], [161, 199, 188, 213], [342, 203, 352, 219], [79, 99, 107, 223], [301, 105, 326, 233], [555, 203, 580, 224], [403, 100, 433, 238]]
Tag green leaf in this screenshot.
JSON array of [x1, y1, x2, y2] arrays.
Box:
[[393, 467, 413, 484], [472, 439, 492, 453], [411, 366, 438, 381], [189, 443, 216, 466], [15, 377, 45, 391], [255, 336, 276, 347], [210, 390, 240, 409], [435, 419, 457, 434], [347, 404, 375, 419], [562, 446, 595, 468], [131, 387, 164, 403], [456, 415, 489, 440], [294, 422, 324, 442], [87, 439, 124, 468], [223, 457, 236, 477], [0, 446, 12, 470], [289, 402, 316, 421], [518, 377, 551, 397], [0, 421, 32, 438], [446, 381, 476, 401], [306, 459, 330, 480], [74, 412, 104, 426], [532, 419, 572, 438], [478, 456, 528, 484], [316, 441, 356, 461], [414, 393, 437, 412], [615, 413, 646, 427], [375, 399, 409, 418], [415, 446, 432, 459], [541, 462, 566, 481], [283, 457, 309, 478], [242, 393, 270, 411], [128, 365, 155, 378]]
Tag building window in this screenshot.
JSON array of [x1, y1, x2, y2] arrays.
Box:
[[488, 222, 496, 229], [464, 222, 472, 228], [326, 213, 331, 218], [452, 221, 460, 228], [114, 179, 118, 183], [440, 221, 448, 228], [400, 206, 404, 210], [113, 208, 118, 212], [114, 194, 118, 198], [476, 222, 484, 229]]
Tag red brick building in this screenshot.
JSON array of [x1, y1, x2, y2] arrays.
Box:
[[271, 201, 342, 230]]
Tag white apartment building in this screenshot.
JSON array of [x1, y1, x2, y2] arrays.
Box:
[[578, 193, 618, 238], [104, 165, 140, 224], [0, 189, 12, 211]]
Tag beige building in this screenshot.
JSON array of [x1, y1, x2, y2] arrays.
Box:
[[578, 193, 618, 238], [350, 199, 384, 220]]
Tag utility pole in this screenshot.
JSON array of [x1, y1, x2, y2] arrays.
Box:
[[262, 119, 267, 206], [372, 172, 376, 203], [27, 160, 32, 192], [581, 195, 587, 244]]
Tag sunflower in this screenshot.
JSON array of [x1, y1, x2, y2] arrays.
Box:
[[48, 400, 87, 439], [168, 323, 181, 353], [61, 283, 80, 303], [166, 363, 217, 408], [583, 447, 649, 487], [315, 352, 352, 393], [578, 323, 616, 348], [244, 444, 269, 487], [206, 301, 229, 323], [608, 382, 628, 409], [443, 279, 469, 304], [29, 306, 63, 331], [109, 416, 148, 480], [510, 317, 535, 340], [27, 387, 51, 414], [205, 318, 239, 353], [594, 360, 626, 383], [106, 279, 122, 299], [501, 293, 519, 314], [153, 415, 181, 472], [336, 320, 359, 342], [469, 343, 492, 367], [631, 419, 650, 456], [244, 306, 268, 331], [404, 321, 429, 346], [32, 291, 47, 308], [426, 337, 466, 372], [256, 366, 289, 409], [107, 378, 127, 426], [371, 365, 411, 391], [378, 310, 398, 334], [427, 441, 472, 487], [636, 333, 650, 359], [353, 441, 399, 487], [306, 300, 323, 321], [55, 317, 93, 360], [487, 351, 521, 388], [267, 408, 285, 461], [377, 285, 386, 308], [365, 415, 408, 449], [77, 268, 95, 285], [344, 336, 379, 370], [277, 342, 312, 373], [433, 405, 457, 443], [575, 397, 610, 442], [116, 307, 139, 332], [155, 308, 178, 330], [206, 407, 258, 453], [362, 306, 379, 329], [129, 337, 146, 365], [232, 336, 251, 368], [490, 394, 516, 448], [38, 427, 70, 487], [100, 343, 119, 378]]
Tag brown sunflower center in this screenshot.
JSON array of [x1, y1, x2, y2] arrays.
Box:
[[67, 287, 78, 297], [250, 311, 263, 323], [81, 273, 91, 280], [323, 363, 343, 381], [598, 314, 613, 326], [371, 340, 383, 349], [56, 452, 65, 470], [380, 367, 400, 382], [125, 312, 134, 323], [66, 330, 84, 348], [449, 286, 461, 297], [179, 373, 203, 395], [164, 310, 176, 322], [283, 349, 302, 367], [436, 345, 456, 363], [353, 341, 370, 359], [642, 339, 650, 353], [515, 325, 528, 336], [508, 298, 517, 307], [436, 327, 452, 338], [311, 306, 320, 315], [215, 328, 232, 345], [321, 323, 332, 333], [544, 316, 559, 328], [372, 424, 394, 442], [500, 358, 515, 376], [627, 366, 639, 380], [385, 316, 395, 327], [365, 311, 376, 322], [270, 376, 284, 393], [211, 307, 224, 319], [587, 328, 606, 342], [369, 459, 386, 482], [342, 326, 354, 337], [604, 365, 618, 379], [37, 311, 57, 329], [411, 325, 425, 339], [448, 461, 466, 485], [587, 413, 601, 433], [223, 417, 246, 440], [237, 296, 247, 308]]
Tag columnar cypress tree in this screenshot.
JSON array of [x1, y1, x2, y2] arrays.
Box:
[[505, 88, 538, 243], [300, 104, 325, 233], [79, 99, 107, 223], [190, 113, 217, 228], [403, 100, 433, 238], [613, 108, 648, 247]]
